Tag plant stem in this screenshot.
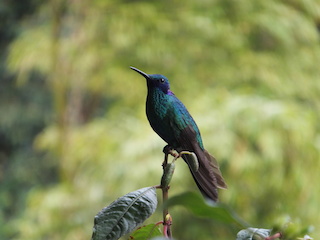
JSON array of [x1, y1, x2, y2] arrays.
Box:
[[162, 146, 173, 238], [265, 232, 282, 240]]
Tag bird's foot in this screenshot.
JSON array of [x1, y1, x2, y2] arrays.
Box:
[[162, 145, 179, 168], [163, 145, 172, 155], [163, 145, 179, 157], [162, 145, 170, 168]]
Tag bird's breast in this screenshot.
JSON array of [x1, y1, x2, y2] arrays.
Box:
[[146, 91, 177, 146]]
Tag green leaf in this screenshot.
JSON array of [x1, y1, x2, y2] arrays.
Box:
[[150, 238, 176, 240], [130, 223, 162, 240], [165, 192, 248, 227], [272, 216, 313, 239], [92, 187, 158, 240]]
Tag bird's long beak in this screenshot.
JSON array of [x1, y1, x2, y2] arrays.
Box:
[[130, 66, 150, 79]]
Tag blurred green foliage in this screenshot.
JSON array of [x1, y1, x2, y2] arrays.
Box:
[[1, 0, 320, 239]]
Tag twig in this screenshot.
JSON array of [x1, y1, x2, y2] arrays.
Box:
[[161, 146, 176, 238], [265, 232, 282, 240], [161, 146, 193, 238]]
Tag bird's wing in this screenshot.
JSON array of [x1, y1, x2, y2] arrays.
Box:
[[167, 96, 227, 201], [166, 96, 203, 149]]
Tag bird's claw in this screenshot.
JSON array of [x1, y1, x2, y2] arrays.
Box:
[[163, 145, 179, 157], [163, 145, 173, 154], [162, 145, 179, 168]]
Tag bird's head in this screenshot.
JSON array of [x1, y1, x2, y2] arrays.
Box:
[[130, 67, 171, 94]]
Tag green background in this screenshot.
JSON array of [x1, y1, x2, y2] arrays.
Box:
[[1, 0, 320, 239]]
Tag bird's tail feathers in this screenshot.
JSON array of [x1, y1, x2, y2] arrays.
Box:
[[182, 148, 227, 202], [204, 150, 227, 189]]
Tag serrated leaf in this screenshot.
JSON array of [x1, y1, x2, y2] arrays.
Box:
[[236, 228, 271, 240], [92, 187, 158, 240], [165, 192, 248, 227], [130, 223, 162, 240]]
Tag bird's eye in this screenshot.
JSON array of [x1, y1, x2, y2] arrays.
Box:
[[159, 78, 165, 83]]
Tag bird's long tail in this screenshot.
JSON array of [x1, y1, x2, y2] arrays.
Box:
[[182, 149, 227, 202]]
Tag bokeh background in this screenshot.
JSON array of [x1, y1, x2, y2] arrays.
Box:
[[1, 0, 320, 239]]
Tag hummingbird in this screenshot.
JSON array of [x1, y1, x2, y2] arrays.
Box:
[[130, 67, 227, 202]]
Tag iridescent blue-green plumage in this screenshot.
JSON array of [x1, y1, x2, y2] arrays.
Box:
[[131, 67, 227, 202]]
